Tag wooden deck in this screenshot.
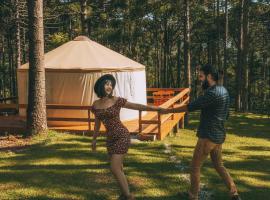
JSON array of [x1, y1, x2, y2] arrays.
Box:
[[0, 88, 190, 140]]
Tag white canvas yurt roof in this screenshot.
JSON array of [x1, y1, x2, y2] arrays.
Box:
[[17, 36, 147, 125], [19, 36, 145, 72]]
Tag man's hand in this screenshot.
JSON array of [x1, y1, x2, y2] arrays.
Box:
[[92, 139, 97, 151]]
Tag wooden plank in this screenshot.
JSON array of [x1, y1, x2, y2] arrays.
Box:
[[0, 97, 17, 102], [0, 115, 26, 133], [147, 88, 185, 92], [0, 104, 18, 109], [140, 108, 186, 138], [19, 104, 92, 110], [160, 112, 185, 140], [140, 120, 159, 124], [47, 117, 95, 122], [159, 88, 190, 108]]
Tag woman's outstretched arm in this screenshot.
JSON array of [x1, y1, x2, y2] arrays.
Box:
[[123, 101, 165, 112], [160, 105, 188, 114]]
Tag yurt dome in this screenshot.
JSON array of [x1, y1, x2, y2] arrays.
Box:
[[17, 36, 147, 126]]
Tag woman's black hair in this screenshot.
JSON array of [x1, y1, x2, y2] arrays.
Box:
[[95, 79, 114, 98], [94, 74, 116, 98]]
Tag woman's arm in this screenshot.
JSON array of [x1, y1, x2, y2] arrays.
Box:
[[92, 117, 101, 151], [123, 101, 164, 111]]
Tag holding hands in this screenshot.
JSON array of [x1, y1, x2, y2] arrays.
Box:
[[159, 105, 188, 114]]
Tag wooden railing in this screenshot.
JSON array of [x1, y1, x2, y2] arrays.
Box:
[[0, 97, 17, 103], [139, 88, 190, 139], [0, 103, 18, 115], [0, 88, 190, 140], [19, 104, 95, 132]]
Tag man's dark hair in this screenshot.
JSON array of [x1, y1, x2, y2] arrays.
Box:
[[200, 64, 219, 81]]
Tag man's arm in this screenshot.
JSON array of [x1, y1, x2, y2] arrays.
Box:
[[160, 91, 216, 114], [187, 91, 216, 112]]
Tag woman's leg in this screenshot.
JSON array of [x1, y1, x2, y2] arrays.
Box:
[[110, 154, 130, 197]]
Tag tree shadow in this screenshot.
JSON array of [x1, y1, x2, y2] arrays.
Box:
[[0, 134, 189, 199], [201, 153, 270, 199], [185, 111, 270, 140]]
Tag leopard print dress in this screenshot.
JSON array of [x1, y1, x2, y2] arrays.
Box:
[[91, 97, 130, 155]]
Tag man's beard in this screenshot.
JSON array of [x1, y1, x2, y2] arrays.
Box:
[[202, 80, 210, 90]]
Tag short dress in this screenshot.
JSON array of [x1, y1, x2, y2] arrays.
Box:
[[91, 97, 131, 155]]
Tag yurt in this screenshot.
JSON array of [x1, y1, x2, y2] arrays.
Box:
[[17, 36, 147, 126]]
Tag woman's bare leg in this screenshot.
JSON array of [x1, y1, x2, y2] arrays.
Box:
[[110, 154, 130, 197]]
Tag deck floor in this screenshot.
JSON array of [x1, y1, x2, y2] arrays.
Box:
[[0, 111, 160, 134], [0, 107, 184, 140]]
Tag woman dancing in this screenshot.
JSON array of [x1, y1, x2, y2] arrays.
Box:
[[91, 74, 163, 200]]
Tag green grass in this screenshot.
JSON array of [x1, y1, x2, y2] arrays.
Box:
[[0, 112, 269, 200]]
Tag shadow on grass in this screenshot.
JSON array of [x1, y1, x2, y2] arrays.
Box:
[[1, 109, 270, 200], [206, 158, 270, 199], [0, 134, 184, 199], [185, 111, 270, 140]]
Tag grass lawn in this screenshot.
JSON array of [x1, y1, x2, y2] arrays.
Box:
[[0, 112, 269, 200]]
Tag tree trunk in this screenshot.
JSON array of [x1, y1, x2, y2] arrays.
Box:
[[15, 0, 21, 97], [236, 0, 244, 111], [7, 35, 14, 97], [217, 0, 221, 70], [262, 55, 267, 101], [26, 0, 47, 136], [184, 0, 191, 89], [241, 0, 250, 112], [184, 0, 191, 126], [1, 35, 6, 98], [177, 40, 181, 87], [22, 28, 27, 63], [248, 50, 254, 110], [223, 0, 228, 86], [163, 19, 168, 87], [80, 0, 88, 36]]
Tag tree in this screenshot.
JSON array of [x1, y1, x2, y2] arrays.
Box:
[[223, 0, 228, 86], [236, 0, 250, 111], [80, 0, 88, 35], [26, 0, 47, 136], [184, 0, 191, 89]]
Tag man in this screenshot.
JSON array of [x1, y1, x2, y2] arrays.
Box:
[[161, 64, 241, 200]]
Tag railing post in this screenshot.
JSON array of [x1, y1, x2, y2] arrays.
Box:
[[179, 117, 185, 129], [157, 112, 161, 140], [171, 104, 174, 120], [88, 109, 91, 134], [139, 110, 142, 133]]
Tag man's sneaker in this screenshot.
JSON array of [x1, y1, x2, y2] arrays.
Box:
[[231, 195, 242, 200]]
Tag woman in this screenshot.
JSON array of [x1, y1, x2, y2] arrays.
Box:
[[91, 74, 163, 200]]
